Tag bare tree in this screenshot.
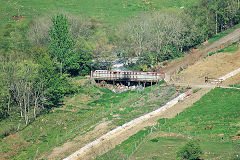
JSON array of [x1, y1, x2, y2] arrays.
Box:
[[27, 13, 92, 46], [118, 11, 200, 59]]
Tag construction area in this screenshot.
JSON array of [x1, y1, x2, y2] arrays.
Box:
[[56, 27, 240, 160]]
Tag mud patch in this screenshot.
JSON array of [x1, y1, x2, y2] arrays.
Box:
[[12, 16, 26, 21]]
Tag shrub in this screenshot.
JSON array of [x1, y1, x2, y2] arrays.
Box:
[[176, 140, 203, 160]]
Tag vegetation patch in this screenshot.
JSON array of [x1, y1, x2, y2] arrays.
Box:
[[205, 41, 239, 58], [98, 88, 240, 159], [208, 24, 240, 44], [229, 81, 240, 88]]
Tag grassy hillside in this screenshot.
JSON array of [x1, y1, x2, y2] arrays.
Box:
[[0, 79, 181, 159], [0, 0, 198, 27], [98, 88, 240, 159]]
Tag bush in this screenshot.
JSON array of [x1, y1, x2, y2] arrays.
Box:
[[176, 140, 203, 160]]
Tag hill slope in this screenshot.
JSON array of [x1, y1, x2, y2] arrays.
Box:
[[0, 0, 198, 27], [99, 88, 240, 159]]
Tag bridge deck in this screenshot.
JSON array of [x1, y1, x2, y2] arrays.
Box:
[[91, 70, 165, 82]]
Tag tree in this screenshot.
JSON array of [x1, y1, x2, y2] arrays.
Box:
[[30, 47, 76, 108], [0, 73, 9, 120], [118, 11, 200, 67], [71, 37, 93, 76], [48, 14, 93, 76], [49, 14, 75, 74], [28, 14, 93, 47], [176, 140, 203, 160]]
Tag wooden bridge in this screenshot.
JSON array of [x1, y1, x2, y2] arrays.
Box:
[[91, 70, 165, 83]]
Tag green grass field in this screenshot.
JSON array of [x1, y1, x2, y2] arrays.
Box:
[[0, 79, 180, 159], [0, 0, 198, 28], [98, 88, 240, 159]]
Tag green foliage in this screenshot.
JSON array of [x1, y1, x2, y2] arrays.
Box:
[[220, 42, 239, 53], [139, 52, 160, 68], [71, 37, 93, 76], [31, 47, 77, 108], [49, 14, 75, 74], [187, 0, 240, 42], [0, 74, 9, 120], [48, 14, 93, 76], [176, 140, 203, 160]]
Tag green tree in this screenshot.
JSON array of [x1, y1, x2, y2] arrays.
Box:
[[49, 14, 75, 74], [0, 73, 9, 120], [31, 47, 76, 109], [48, 14, 93, 76], [177, 140, 203, 160], [71, 37, 93, 76]]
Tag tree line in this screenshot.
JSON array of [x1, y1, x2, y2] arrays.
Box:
[[117, 0, 240, 70], [0, 15, 93, 125]]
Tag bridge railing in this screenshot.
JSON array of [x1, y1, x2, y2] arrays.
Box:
[[91, 70, 165, 82]]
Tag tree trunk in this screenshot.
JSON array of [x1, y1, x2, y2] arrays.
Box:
[[24, 96, 28, 126], [8, 94, 11, 113], [24, 85, 28, 126], [19, 99, 23, 117], [34, 97, 38, 119], [215, 12, 218, 35]]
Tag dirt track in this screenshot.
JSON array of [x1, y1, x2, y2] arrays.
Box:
[[67, 89, 210, 160], [161, 27, 240, 75]]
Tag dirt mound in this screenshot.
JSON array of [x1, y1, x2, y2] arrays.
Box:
[[12, 16, 26, 21]]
